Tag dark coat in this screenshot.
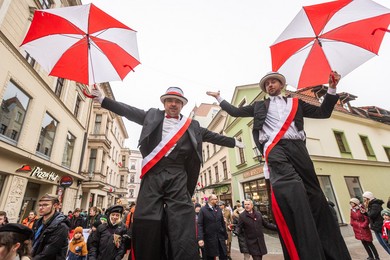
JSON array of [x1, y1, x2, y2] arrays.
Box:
[[350, 208, 372, 242], [366, 198, 384, 232], [88, 222, 127, 260], [197, 203, 228, 257], [102, 98, 235, 195], [232, 215, 249, 254], [236, 210, 277, 256], [31, 212, 70, 260], [70, 215, 85, 229], [220, 93, 339, 154]]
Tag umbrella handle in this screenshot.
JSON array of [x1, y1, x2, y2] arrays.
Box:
[[82, 84, 97, 99]]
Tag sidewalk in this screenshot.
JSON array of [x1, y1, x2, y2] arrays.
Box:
[[229, 225, 389, 259]]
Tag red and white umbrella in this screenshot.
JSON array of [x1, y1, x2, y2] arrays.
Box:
[[21, 3, 140, 86], [271, 0, 390, 89]]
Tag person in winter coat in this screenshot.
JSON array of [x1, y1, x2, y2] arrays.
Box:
[[363, 191, 390, 255], [0, 223, 33, 260], [219, 201, 233, 260], [70, 208, 85, 229], [67, 226, 88, 260], [381, 209, 390, 251], [88, 205, 128, 260], [198, 194, 228, 260], [86, 220, 102, 252], [236, 199, 277, 260], [232, 203, 250, 259], [349, 198, 379, 260], [86, 207, 101, 229], [22, 211, 38, 229], [31, 194, 70, 259]]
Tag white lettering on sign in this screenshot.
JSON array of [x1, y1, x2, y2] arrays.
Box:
[[30, 167, 59, 182]]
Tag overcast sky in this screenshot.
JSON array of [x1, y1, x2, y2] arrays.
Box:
[[82, 0, 390, 149]]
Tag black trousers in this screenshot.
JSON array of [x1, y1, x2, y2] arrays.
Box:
[[267, 140, 351, 260], [132, 167, 199, 260]]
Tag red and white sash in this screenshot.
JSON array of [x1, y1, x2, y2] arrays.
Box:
[[140, 116, 192, 178], [263, 98, 298, 179]]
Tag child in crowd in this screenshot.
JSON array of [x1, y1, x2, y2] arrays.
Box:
[[382, 209, 390, 245], [67, 226, 88, 260]]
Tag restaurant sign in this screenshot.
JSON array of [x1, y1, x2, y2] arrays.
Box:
[[30, 166, 59, 182]]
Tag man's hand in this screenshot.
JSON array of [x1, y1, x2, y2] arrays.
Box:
[[198, 240, 204, 247], [235, 139, 245, 149], [328, 71, 341, 89], [206, 91, 220, 99], [91, 88, 104, 104]]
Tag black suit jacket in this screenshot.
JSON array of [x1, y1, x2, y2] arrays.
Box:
[[101, 98, 236, 195], [219, 93, 339, 154]]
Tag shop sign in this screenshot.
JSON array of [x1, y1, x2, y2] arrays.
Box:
[[30, 166, 59, 182], [243, 167, 262, 178], [59, 176, 73, 187]]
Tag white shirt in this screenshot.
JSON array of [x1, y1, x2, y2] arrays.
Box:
[[163, 115, 180, 156]]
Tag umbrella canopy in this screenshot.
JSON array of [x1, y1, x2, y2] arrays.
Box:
[[271, 0, 390, 89], [21, 3, 140, 85]]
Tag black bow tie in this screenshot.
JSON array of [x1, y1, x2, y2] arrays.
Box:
[[166, 115, 179, 119]]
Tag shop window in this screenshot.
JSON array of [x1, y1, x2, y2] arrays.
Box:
[[62, 131, 76, 168], [384, 147, 390, 162], [344, 176, 363, 201], [0, 81, 30, 143], [96, 195, 104, 209], [36, 113, 58, 157], [94, 114, 102, 134], [242, 179, 269, 217], [317, 175, 342, 223], [359, 135, 376, 160], [333, 131, 352, 158]]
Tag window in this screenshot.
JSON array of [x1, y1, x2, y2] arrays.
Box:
[[204, 172, 207, 186], [0, 174, 6, 195], [206, 145, 210, 159], [201, 174, 204, 187], [237, 137, 246, 164], [130, 174, 135, 183], [122, 155, 126, 167], [129, 189, 134, 198], [36, 113, 58, 157], [94, 115, 102, 134], [74, 95, 81, 117], [214, 165, 219, 183], [238, 99, 246, 108], [222, 161, 228, 180], [359, 135, 376, 160], [120, 175, 125, 188], [130, 160, 136, 170], [344, 177, 363, 201], [317, 176, 342, 223], [88, 149, 97, 174], [333, 131, 352, 158], [55, 78, 64, 97], [25, 52, 36, 67], [384, 147, 390, 162], [213, 144, 217, 155], [202, 150, 205, 162], [62, 132, 75, 168], [39, 0, 51, 9], [208, 170, 212, 185], [0, 81, 30, 142]]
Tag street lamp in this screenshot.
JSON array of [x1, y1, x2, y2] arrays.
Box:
[[252, 147, 274, 223]]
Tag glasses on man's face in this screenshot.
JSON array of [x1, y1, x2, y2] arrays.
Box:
[[38, 203, 51, 208]]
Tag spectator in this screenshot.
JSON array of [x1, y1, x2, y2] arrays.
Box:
[[67, 226, 88, 260], [70, 208, 85, 230], [0, 211, 9, 226], [31, 194, 70, 259], [88, 205, 128, 260], [86, 207, 101, 229], [198, 194, 228, 260], [0, 223, 33, 260], [86, 221, 101, 253], [218, 201, 233, 260], [236, 199, 277, 260], [363, 191, 390, 255], [194, 203, 204, 259], [67, 211, 73, 220], [381, 209, 390, 252], [22, 211, 38, 229], [349, 198, 379, 260], [232, 204, 249, 259]]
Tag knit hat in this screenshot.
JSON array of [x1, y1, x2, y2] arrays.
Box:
[[362, 191, 375, 200], [381, 208, 390, 217], [74, 226, 83, 234], [349, 198, 360, 205], [100, 216, 107, 222]]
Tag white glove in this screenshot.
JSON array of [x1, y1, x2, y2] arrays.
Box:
[[235, 139, 245, 149], [91, 88, 104, 104]]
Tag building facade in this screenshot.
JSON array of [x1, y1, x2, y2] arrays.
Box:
[[127, 149, 142, 203], [0, 0, 88, 222]]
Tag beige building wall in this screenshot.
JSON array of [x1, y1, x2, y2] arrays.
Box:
[[128, 149, 142, 203], [0, 0, 86, 221]]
